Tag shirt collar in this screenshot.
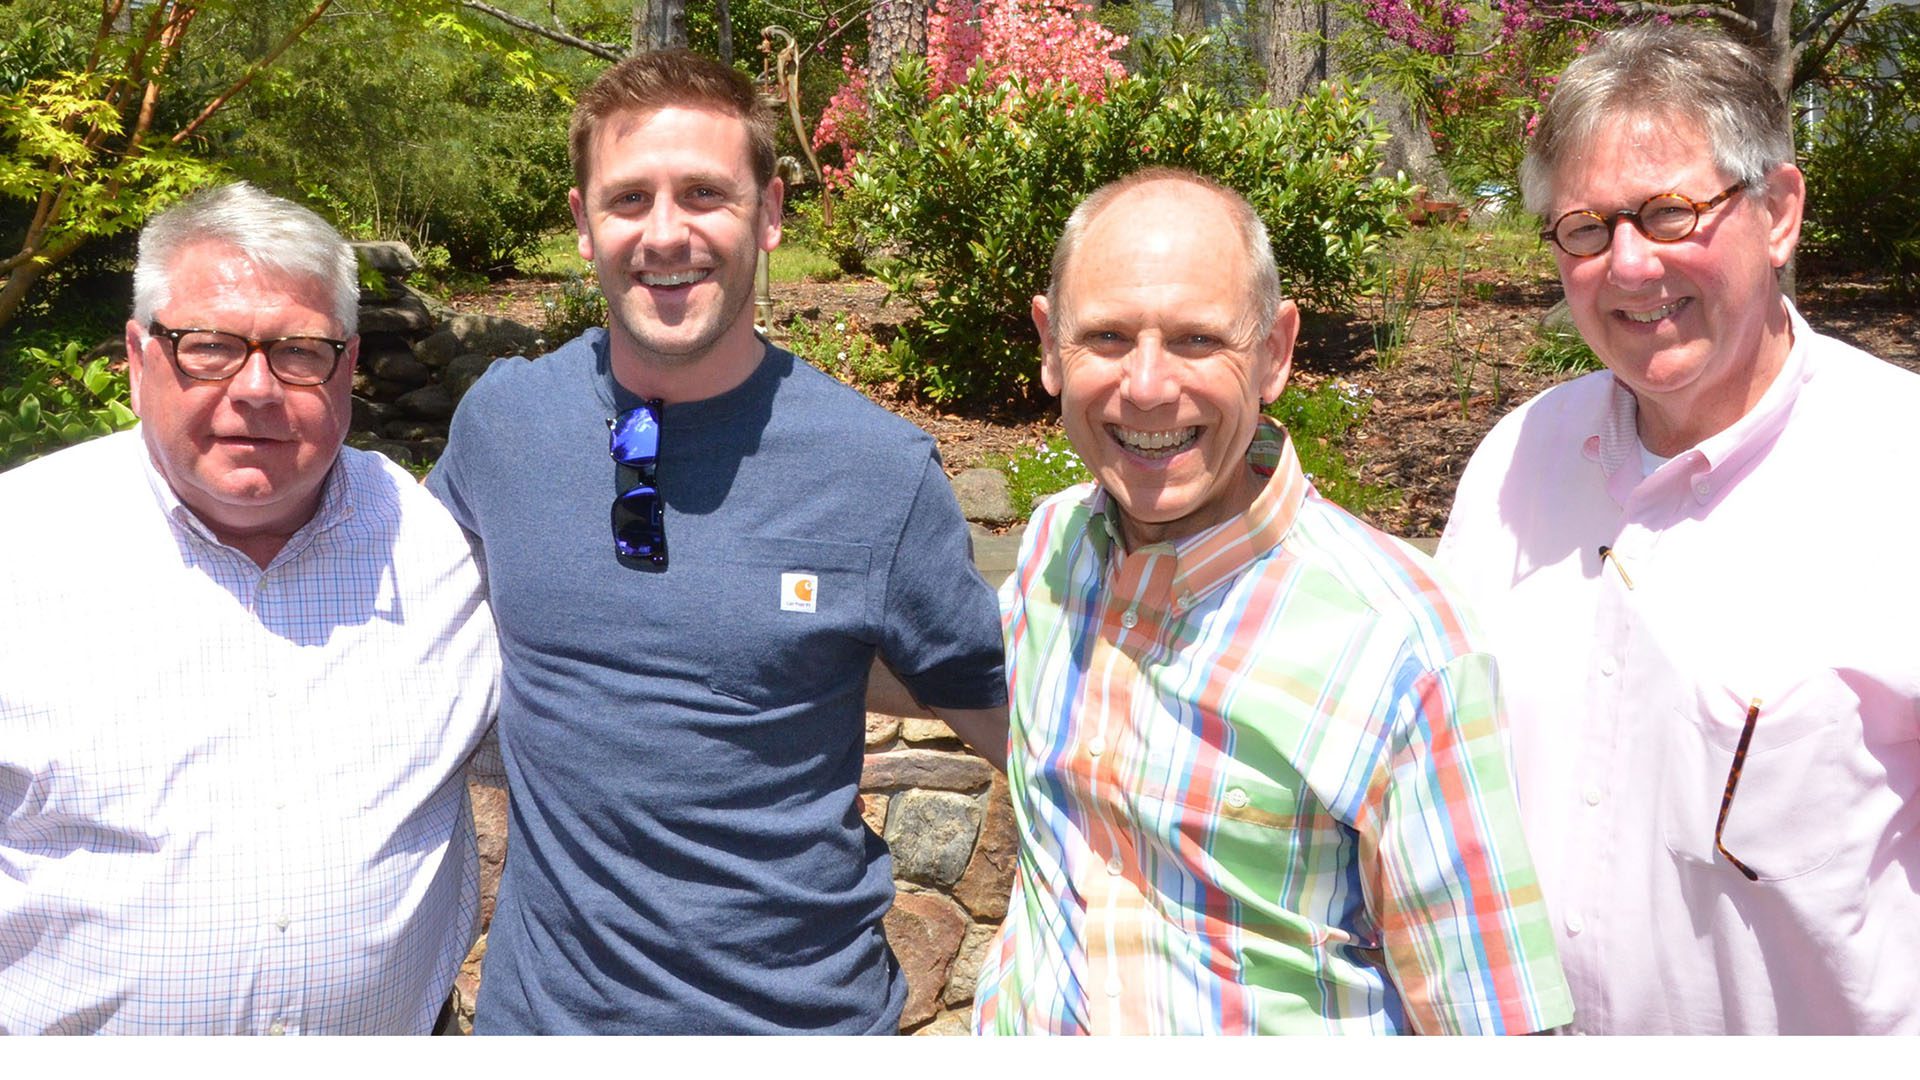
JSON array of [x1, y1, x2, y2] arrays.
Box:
[[1084, 416, 1309, 606], [1592, 296, 1811, 491], [134, 424, 356, 559]]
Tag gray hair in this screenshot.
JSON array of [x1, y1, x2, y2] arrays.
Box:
[[132, 182, 360, 335], [1046, 167, 1282, 340], [1519, 22, 1793, 215]]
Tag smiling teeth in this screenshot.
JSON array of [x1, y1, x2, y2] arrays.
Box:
[[640, 270, 709, 286], [1623, 299, 1686, 323], [1111, 425, 1199, 456]]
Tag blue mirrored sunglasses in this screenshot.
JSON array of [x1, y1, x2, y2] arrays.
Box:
[[608, 401, 667, 567]]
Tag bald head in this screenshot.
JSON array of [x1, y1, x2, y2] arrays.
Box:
[[1044, 169, 1282, 344]]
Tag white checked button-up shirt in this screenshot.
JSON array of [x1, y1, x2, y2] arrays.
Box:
[[0, 430, 499, 1034], [1438, 301, 1920, 1033]]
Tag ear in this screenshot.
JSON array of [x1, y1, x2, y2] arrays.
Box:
[[1762, 163, 1805, 270], [1032, 294, 1063, 398], [569, 187, 593, 262], [125, 319, 151, 417], [760, 176, 786, 253], [340, 334, 361, 382], [1258, 299, 1300, 405]]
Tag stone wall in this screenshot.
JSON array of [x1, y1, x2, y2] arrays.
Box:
[[347, 241, 546, 467]]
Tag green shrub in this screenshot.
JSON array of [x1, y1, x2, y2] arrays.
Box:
[[539, 269, 608, 347], [1268, 378, 1393, 516], [1524, 322, 1602, 376], [1800, 8, 1920, 291], [849, 49, 1411, 403], [0, 341, 137, 470], [782, 314, 911, 389], [993, 433, 1093, 515]]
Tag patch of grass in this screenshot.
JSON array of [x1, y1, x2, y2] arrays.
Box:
[[1269, 378, 1396, 517], [519, 230, 583, 279], [1524, 323, 1602, 376], [769, 239, 843, 284], [1368, 254, 1432, 368], [781, 313, 910, 388], [991, 433, 1091, 516], [1383, 211, 1554, 284]]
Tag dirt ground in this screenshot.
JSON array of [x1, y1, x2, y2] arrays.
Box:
[[463, 259, 1917, 538]]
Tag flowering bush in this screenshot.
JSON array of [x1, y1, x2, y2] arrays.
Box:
[[813, 0, 1126, 185], [1342, 0, 1620, 194], [849, 43, 1411, 402]]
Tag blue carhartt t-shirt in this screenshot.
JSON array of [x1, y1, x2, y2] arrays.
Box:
[[428, 331, 1005, 1033]]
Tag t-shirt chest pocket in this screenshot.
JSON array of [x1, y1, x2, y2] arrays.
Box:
[[682, 537, 874, 707]]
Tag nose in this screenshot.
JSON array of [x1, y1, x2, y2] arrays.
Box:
[[225, 345, 286, 405], [1605, 217, 1664, 288], [643, 195, 691, 256], [1120, 336, 1178, 411]]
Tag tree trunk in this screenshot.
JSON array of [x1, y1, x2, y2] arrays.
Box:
[[716, 0, 732, 64], [631, 0, 686, 53], [868, 0, 929, 86], [1260, 0, 1327, 102], [1369, 84, 1455, 201], [1173, 0, 1207, 33]]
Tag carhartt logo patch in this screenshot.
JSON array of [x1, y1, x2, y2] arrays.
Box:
[[781, 572, 818, 613]]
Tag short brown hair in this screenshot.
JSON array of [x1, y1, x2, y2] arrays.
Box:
[[569, 49, 778, 191]]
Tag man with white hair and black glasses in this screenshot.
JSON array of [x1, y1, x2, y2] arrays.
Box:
[[0, 182, 500, 1034], [1438, 23, 1920, 1033]]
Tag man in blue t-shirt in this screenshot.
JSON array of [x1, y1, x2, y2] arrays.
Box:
[[428, 50, 1008, 1033]]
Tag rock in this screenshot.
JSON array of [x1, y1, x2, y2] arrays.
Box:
[[358, 292, 434, 335], [910, 1013, 972, 1036], [883, 890, 968, 1029], [383, 420, 446, 441], [950, 467, 1017, 526], [953, 775, 1018, 920], [864, 711, 901, 749], [901, 716, 957, 745], [884, 789, 982, 888], [469, 781, 509, 929], [367, 349, 433, 390], [942, 923, 1000, 1007], [415, 329, 462, 369], [444, 353, 500, 402], [352, 240, 420, 280], [396, 384, 456, 421], [348, 438, 417, 467], [350, 394, 401, 433], [860, 749, 995, 793], [860, 792, 889, 837], [447, 313, 541, 360]]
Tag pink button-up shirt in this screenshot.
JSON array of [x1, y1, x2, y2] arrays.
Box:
[[1437, 301, 1920, 1033]]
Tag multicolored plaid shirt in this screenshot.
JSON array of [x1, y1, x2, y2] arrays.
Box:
[[972, 421, 1570, 1035]]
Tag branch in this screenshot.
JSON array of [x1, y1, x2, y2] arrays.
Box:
[[1611, 2, 1757, 34], [128, 3, 197, 156], [1795, 0, 1869, 46], [1792, 0, 1873, 88], [457, 0, 624, 61], [172, 0, 336, 145], [83, 0, 130, 79]]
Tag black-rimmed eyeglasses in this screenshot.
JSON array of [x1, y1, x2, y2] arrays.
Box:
[[608, 401, 667, 567], [147, 321, 349, 386], [1541, 181, 1747, 258]]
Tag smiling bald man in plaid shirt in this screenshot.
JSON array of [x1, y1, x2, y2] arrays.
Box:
[[970, 169, 1571, 1035]]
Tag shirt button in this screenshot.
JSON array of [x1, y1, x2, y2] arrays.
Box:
[[1106, 855, 1124, 876], [1105, 976, 1123, 998], [275, 915, 290, 931], [1177, 590, 1196, 610], [1583, 786, 1602, 806], [1566, 912, 1586, 935], [1694, 481, 1712, 498], [1087, 736, 1105, 758], [1599, 656, 1617, 676], [1120, 609, 1138, 629], [268, 1020, 286, 1036], [1224, 788, 1249, 808]]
